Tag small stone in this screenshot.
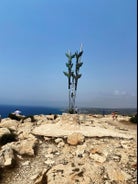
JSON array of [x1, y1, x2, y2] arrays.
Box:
[[22, 161, 30, 166], [57, 142, 65, 148], [45, 154, 54, 159], [45, 159, 55, 166], [89, 153, 106, 163], [55, 138, 64, 144], [44, 137, 51, 141], [16, 154, 23, 160]]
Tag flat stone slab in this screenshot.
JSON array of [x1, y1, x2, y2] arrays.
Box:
[[32, 123, 135, 139]]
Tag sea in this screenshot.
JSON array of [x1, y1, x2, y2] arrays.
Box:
[[0, 105, 65, 118], [0, 104, 137, 119]]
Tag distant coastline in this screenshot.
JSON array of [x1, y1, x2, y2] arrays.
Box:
[[78, 107, 137, 116], [0, 104, 137, 118]]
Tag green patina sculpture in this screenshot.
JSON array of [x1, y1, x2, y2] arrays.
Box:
[[63, 46, 83, 113]]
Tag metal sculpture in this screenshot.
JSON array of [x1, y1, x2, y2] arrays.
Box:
[[63, 46, 83, 113]]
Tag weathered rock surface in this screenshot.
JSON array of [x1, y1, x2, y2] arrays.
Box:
[[0, 128, 11, 139], [0, 113, 137, 184], [67, 132, 85, 145], [11, 136, 38, 156], [32, 123, 135, 139], [0, 144, 15, 167]]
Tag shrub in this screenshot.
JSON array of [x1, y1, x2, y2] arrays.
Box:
[[129, 114, 137, 124]]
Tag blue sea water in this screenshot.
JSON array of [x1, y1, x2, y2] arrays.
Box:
[[0, 105, 64, 118], [0, 104, 137, 119]]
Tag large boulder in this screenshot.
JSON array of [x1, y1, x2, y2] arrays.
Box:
[[67, 132, 85, 145], [0, 119, 19, 131], [17, 122, 34, 140], [11, 137, 38, 156]]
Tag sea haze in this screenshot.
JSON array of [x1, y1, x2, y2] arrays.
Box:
[[79, 107, 137, 116]]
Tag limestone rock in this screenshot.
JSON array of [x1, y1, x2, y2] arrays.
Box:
[[44, 158, 55, 166], [46, 163, 104, 184], [32, 123, 135, 139], [0, 128, 11, 139], [61, 113, 80, 124], [67, 132, 85, 145], [54, 138, 64, 144], [89, 153, 106, 163], [0, 119, 19, 131], [0, 144, 15, 167], [21, 160, 30, 166], [104, 161, 132, 182], [17, 122, 33, 139], [0, 113, 137, 184], [31, 168, 48, 184], [57, 141, 65, 148], [46, 114, 55, 120], [75, 144, 87, 157], [11, 137, 38, 156]]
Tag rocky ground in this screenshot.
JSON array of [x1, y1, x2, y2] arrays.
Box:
[[0, 113, 137, 184]]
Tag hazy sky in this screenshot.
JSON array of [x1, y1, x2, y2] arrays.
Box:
[[0, 0, 137, 108]]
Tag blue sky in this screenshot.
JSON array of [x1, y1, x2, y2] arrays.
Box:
[[0, 0, 137, 108]]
